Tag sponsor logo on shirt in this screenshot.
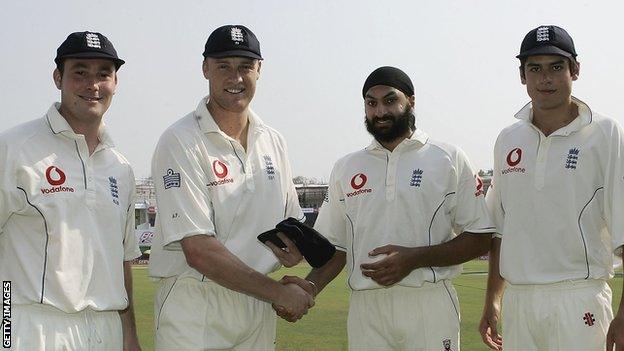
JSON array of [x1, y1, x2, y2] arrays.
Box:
[[409, 169, 423, 187], [565, 148, 580, 170], [263, 155, 275, 180], [41, 166, 75, 194], [502, 148, 526, 175], [474, 175, 484, 197], [207, 159, 234, 187], [346, 173, 371, 197], [163, 169, 181, 189], [109, 176, 120, 205], [583, 312, 595, 326]]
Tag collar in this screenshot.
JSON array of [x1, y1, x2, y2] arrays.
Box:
[[514, 96, 593, 135], [365, 128, 429, 151], [195, 96, 266, 138], [45, 103, 115, 147]]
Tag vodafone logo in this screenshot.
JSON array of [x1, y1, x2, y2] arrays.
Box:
[[506, 148, 522, 167], [474, 176, 484, 197], [41, 165, 74, 194], [502, 147, 526, 175], [350, 173, 367, 190], [45, 166, 66, 186], [212, 160, 228, 179], [346, 173, 372, 197], [207, 159, 233, 187]]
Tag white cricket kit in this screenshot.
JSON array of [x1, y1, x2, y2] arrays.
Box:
[[149, 96, 303, 350], [487, 97, 624, 284], [314, 129, 494, 350], [0, 104, 139, 350], [487, 97, 624, 351], [0, 104, 140, 312]]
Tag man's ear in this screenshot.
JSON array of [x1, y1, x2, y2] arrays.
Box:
[[53, 68, 62, 89]]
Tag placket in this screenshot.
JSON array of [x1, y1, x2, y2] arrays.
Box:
[[385, 149, 400, 201], [75, 137, 97, 207], [231, 140, 255, 192], [534, 132, 551, 190]]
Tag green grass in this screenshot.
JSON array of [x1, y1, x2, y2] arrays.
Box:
[[132, 261, 623, 350]]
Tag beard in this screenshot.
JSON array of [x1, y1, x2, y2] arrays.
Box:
[[365, 105, 415, 143]]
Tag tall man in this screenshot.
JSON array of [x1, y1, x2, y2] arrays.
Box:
[[0, 32, 141, 350], [276, 66, 494, 350], [148, 25, 313, 351], [479, 25, 624, 351]]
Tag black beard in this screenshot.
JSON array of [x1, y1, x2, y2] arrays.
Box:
[[365, 106, 415, 143]]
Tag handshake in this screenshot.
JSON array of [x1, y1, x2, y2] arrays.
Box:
[[263, 230, 317, 322], [259, 218, 336, 322], [271, 274, 317, 322]]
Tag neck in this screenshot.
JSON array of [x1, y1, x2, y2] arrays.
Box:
[[378, 130, 413, 152], [531, 99, 578, 136], [207, 99, 250, 149], [58, 106, 101, 155]]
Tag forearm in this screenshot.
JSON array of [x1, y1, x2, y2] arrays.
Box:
[[305, 250, 346, 296], [182, 235, 284, 303], [484, 237, 505, 305], [410, 232, 491, 269], [119, 261, 139, 344]]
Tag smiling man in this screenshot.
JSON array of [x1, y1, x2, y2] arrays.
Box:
[[0, 32, 141, 350], [278, 66, 494, 350], [479, 25, 624, 351], [148, 25, 312, 351]]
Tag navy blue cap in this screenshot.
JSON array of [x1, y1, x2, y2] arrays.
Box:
[[55, 31, 124, 68], [203, 25, 262, 60]]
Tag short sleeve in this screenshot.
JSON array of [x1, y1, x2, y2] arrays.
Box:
[[486, 136, 505, 239], [313, 164, 347, 251], [452, 148, 496, 235], [123, 167, 141, 260], [151, 130, 216, 250], [602, 120, 624, 255]]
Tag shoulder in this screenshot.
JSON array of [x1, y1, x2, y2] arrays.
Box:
[[156, 112, 200, 148], [0, 117, 50, 155]]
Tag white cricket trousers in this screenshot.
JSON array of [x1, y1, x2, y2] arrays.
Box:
[[9, 303, 122, 350], [348, 280, 460, 351], [502, 279, 613, 351], [154, 276, 277, 351]]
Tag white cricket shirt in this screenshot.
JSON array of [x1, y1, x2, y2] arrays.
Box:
[[0, 103, 140, 313], [148, 96, 304, 280], [487, 97, 624, 284], [314, 129, 495, 290]]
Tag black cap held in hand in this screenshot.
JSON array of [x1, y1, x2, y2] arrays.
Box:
[[517, 25, 577, 59], [362, 66, 414, 98], [55, 31, 125, 69], [203, 25, 263, 60]]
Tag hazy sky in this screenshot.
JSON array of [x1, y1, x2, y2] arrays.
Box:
[[2, 0, 623, 180]]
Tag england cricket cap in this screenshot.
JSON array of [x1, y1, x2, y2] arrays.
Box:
[[517, 25, 577, 59], [203, 25, 263, 60], [55, 31, 125, 69]]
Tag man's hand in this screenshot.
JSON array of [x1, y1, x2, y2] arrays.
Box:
[[273, 282, 314, 323], [607, 312, 624, 351], [360, 245, 416, 286], [479, 301, 503, 350], [264, 232, 303, 267]]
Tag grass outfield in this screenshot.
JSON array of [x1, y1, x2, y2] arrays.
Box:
[[132, 261, 623, 350]]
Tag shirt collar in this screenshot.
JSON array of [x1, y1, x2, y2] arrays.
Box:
[[45, 103, 115, 147], [365, 128, 429, 151], [514, 96, 593, 135], [195, 96, 266, 138]]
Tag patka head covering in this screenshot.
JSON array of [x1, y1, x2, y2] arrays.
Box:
[[362, 66, 414, 98]]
